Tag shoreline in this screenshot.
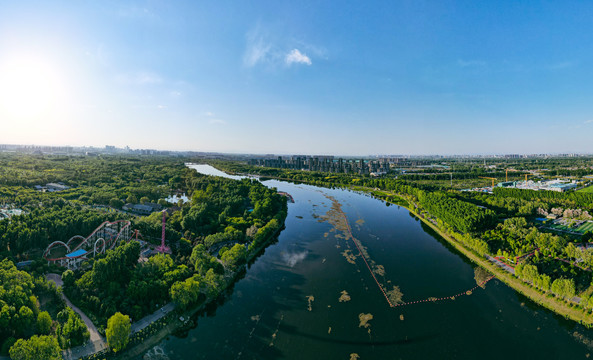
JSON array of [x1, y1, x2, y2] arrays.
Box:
[[213, 167, 593, 327], [371, 189, 593, 327], [110, 216, 287, 359]]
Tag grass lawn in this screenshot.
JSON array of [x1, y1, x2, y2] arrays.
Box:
[[578, 185, 593, 193], [545, 221, 593, 234], [548, 223, 573, 231], [577, 221, 593, 233]]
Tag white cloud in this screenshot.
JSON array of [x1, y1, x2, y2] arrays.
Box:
[[243, 24, 320, 68], [209, 118, 226, 125], [285, 49, 312, 66], [243, 26, 272, 67], [584, 119, 593, 124], [170, 91, 182, 97]]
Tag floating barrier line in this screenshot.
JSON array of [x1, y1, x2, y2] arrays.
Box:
[[392, 275, 496, 307], [339, 210, 395, 308], [334, 199, 495, 309]]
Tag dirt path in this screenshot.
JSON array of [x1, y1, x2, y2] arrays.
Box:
[[46, 273, 107, 359]]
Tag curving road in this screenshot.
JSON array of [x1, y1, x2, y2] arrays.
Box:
[[46, 273, 107, 359]]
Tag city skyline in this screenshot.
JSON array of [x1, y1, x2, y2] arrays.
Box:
[[1, 1, 593, 155]]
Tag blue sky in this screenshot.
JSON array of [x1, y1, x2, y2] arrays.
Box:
[[0, 1, 592, 155]]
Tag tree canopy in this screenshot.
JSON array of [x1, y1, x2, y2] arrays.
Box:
[[9, 335, 61, 360], [106, 312, 131, 352]]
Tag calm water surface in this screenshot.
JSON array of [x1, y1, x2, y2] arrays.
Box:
[[146, 165, 593, 359]]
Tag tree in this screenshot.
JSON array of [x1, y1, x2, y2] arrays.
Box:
[[221, 243, 247, 271], [126, 194, 138, 204], [1, 337, 16, 356], [17, 306, 35, 336], [109, 198, 124, 209], [36, 311, 52, 335], [140, 196, 150, 204], [9, 335, 61, 360], [60, 309, 89, 348], [157, 198, 168, 207], [170, 277, 201, 309], [169, 175, 182, 188], [551, 278, 576, 299], [106, 312, 131, 352], [61, 270, 75, 288]]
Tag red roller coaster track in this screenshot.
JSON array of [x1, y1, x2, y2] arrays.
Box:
[[43, 220, 132, 266]]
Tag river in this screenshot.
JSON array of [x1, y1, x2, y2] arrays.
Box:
[[144, 164, 593, 359]]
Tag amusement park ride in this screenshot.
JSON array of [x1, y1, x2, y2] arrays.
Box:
[[44, 210, 171, 269], [155, 210, 171, 254]]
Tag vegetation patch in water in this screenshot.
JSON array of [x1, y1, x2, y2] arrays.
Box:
[[321, 194, 402, 308], [358, 313, 373, 328], [573, 331, 593, 350], [374, 264, 386, 276], [341, 249, 357, 264], [339, 290, 351, 302], [386, 286, 404, 304], [474, 267, 492, 289], [306, 295, 315, 311]]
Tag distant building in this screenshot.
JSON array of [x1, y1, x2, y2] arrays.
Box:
[[46, 183, 70, 192], [497, 181, 517, 187], [16, 260, 34, 269], [123, 202, 163, 215], [0, 208, 23, 219], [548, 182, 577, 192]]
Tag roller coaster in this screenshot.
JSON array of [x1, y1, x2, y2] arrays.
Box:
[[43, 220, 132, 269]]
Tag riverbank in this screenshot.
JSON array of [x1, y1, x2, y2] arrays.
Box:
[[212, 165, 593, 327], [101, 215, 287, 359], [366, 188, 593, 327]]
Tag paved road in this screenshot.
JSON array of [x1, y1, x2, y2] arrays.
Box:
[[45, 274, 175, 359], [46, 274, 108, 359], [131, 302, 175, 334], [485, 255, 516, 275]]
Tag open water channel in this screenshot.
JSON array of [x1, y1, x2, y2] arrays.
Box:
[[144, 164, 593, 359]]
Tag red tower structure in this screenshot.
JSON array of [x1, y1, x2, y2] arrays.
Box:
[[155, 210, 171, 254]]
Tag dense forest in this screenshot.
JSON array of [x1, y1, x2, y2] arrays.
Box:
[[2, 152, 593, 355], [493, 187, 593, 210], [0, 154, 287, 356], [0, 259, 88, 355], [63, 170, 287, 328]]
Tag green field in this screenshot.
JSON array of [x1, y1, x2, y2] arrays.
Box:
[[578, 185, 593, 193], [545, 221, 593, 234], [547, 223, 575, 232], [577, 221, 593, 233]]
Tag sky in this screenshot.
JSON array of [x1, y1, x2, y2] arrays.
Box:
[[1, 1, 593, 155]]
